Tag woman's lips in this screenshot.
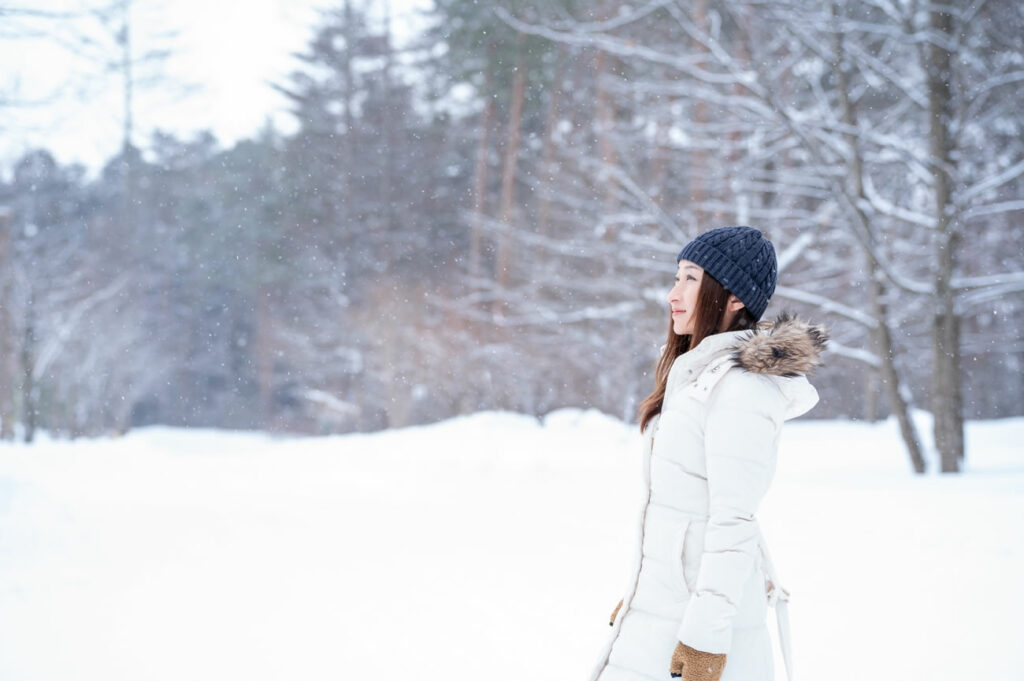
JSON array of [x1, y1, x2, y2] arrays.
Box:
[[672, 310, 685, 316]]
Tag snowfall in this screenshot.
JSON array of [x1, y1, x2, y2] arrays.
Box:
[[1, 409, 1021, 681]]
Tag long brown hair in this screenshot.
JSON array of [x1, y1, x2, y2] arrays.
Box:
[[637, 271, 756, 432]]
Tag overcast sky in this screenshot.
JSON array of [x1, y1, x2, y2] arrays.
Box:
[[0, 0, 433, 176]]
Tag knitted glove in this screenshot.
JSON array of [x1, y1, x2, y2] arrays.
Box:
[[609, 599, 623, 626], [669, 641, 727, 681]]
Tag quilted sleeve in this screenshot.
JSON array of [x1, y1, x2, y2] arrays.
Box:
[[676, 370, 785, 653]]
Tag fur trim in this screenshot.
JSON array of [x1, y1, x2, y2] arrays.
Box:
[[730, 311, 829, 377]]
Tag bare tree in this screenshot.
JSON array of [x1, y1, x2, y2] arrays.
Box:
[[494, 0, 1023, 472]]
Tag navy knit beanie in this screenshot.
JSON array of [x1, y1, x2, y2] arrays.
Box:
[[676, 226, 777, 321]]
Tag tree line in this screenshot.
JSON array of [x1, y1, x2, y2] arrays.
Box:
[[1, 0, 1022, 473]]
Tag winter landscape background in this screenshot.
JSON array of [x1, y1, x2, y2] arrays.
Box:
[[2, 411, 1023, 680], [1, 1, 1022, 679]]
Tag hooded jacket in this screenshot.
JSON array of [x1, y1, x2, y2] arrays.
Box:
[[590, 313, 827, 681]]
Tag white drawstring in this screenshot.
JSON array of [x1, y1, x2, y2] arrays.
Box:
[[760, 530, 795, 681]]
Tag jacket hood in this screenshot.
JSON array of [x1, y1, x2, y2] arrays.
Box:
[[730, 311, 829, 378], [730, 312, 828, 420], [664, 312, 828, 421]]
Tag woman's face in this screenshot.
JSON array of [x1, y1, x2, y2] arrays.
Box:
[[667, 259, 703, 336]]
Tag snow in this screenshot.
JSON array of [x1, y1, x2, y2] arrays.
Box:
[[1, 410, 1022, 680]]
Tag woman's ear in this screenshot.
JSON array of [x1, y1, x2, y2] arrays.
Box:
[[727, 295, 745, 313]]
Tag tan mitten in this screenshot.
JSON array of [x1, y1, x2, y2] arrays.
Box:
[[669, 641, 727, 681], [609, 599, 623, 626]]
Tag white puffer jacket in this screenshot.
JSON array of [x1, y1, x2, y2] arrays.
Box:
[[590, 314, 827, 681]]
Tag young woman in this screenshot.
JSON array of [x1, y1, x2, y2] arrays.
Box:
[[589, 226, 828, 681]]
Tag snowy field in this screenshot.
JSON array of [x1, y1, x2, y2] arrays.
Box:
[[1, 410, 1022, 681]]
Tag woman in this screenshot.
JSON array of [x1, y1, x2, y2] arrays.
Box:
[[590, 226, 827, 681]]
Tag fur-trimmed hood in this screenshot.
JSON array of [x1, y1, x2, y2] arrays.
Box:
[[731, 311, 829, 378], [664, 312, 828, 421]]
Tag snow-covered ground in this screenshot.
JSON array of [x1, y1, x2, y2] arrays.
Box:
[[0, 411, 1021, 681]]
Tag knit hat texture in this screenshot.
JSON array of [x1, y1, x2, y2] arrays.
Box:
[[676, 226, 777, 321]]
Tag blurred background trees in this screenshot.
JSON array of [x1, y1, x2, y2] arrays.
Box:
[[0, 0, 1021, 473]]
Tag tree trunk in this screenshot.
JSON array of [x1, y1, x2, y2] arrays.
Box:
[[493, 37, 526, 318], [864, 361, 880, 422], [120, 0, 133, 154], [380, 0, 396, 233], [727, 11, 754, 226], [690, 0, 710, 229], [256, 285, 275, 425], [925, 4, 963, 472], [649, 111, 672, 207], [469, 64, 494, 280], [20, 289, 36, 443], [118, 0, 136, 240], [0, 209, 12, 440], [538, 44, 568, 238], [833, 2, 926, 472], [594, 49, 618, 218], [592, 0, 623, 221], [870, 263, 927, 473], [342, 0, 356, 160]]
